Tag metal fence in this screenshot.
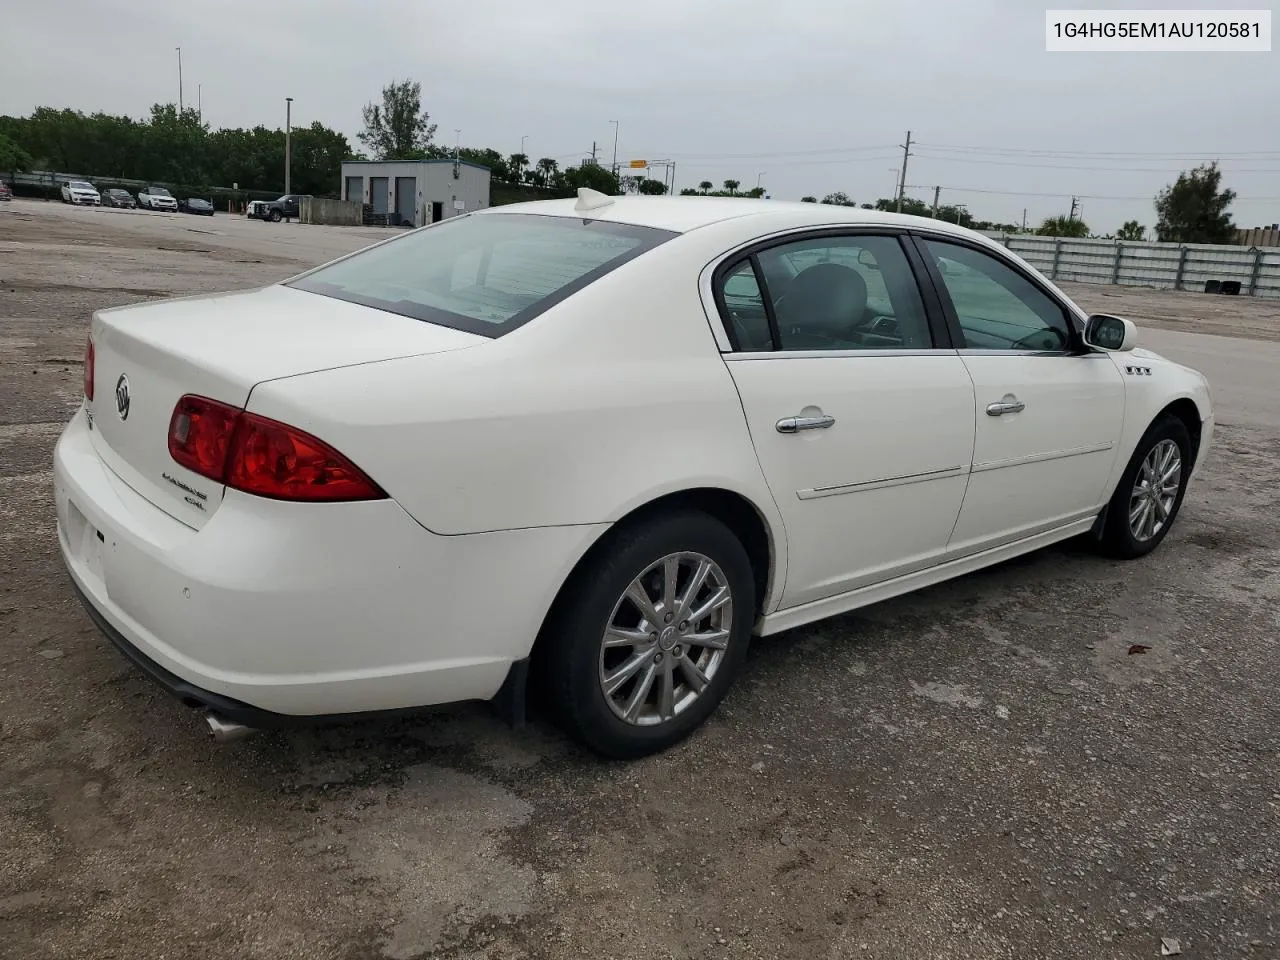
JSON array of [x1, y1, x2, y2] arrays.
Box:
[[981, 233, 1280, 300]]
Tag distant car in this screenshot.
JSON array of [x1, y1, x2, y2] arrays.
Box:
[[248, 194, 310, 222], [56, 193, 1214, 758], [0, 182, 12, 201], [137, 186, 178, 212], [101, 188, 137, 209], [178, 197, 215, 216], [61, 180, 101, 205]]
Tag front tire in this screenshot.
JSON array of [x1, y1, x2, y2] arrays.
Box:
[[1096, 414, 1193, 559], [269, 209, 282, 222], [543, 510, 756, 759]]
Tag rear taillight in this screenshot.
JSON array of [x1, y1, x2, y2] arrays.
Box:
[[84, 336, 94, 401], [167, 395, 385, 503]]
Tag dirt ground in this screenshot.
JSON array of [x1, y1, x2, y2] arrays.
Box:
[[2, 199, 1278, 960]]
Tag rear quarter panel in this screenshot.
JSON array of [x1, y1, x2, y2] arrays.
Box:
[[242, 224, 788, 560]]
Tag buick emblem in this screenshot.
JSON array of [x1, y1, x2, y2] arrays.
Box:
[[115, 373, 130, 421]]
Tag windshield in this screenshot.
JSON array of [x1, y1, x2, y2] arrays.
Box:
[[69, 181, 94, 190], [287, 213, 676, 338], [151, 187, 172, 197]]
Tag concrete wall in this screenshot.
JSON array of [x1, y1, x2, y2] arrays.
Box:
[[337, 160, 492, 227], [299, 197, 363, 226], [979, 233, 1280, 300]]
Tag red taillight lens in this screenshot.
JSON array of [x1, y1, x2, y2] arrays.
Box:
[[167, 395, 385, 503], [84, 336, 95, 401], [168, 395, 240, 479]]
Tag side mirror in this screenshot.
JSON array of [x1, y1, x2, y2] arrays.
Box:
[[1083, 314, 1136, 352]]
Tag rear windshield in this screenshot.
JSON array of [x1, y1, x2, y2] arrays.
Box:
[[287, 212, 677, 337]]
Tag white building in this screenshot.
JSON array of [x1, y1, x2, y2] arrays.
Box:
[[339, 159, 492, 228]]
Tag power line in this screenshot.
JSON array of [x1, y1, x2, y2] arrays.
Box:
[[911, 151, 1280, 173], [624, 144, 899, 161], [915, 141, 1280, 159], [661, 153, 902, 170], [903, 184, 1280, 201]]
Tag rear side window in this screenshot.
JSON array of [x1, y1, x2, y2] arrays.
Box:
[[288, 213, 677, 338]]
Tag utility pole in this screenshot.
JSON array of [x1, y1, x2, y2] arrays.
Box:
[[931, 185, 941, 218], [197, 84, 202, 123], [609, 120, 619, 178], [176, 47, 183, 113], [1069, 196, 1080, 221], [591, 141, 598, 165], [284, 97, 293, 196], [895, 129, 912, 214], [1022, 208, 1027, 232]]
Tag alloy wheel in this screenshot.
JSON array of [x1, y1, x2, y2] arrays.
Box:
[[598, 552, 733, 726]]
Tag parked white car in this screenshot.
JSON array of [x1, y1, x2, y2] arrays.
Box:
[[137, 185, 178, 211], [60, 180, 101, 205], [55, 192, 1213, 758]]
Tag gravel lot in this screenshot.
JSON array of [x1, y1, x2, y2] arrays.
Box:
[[2, 198, 1278, 960]]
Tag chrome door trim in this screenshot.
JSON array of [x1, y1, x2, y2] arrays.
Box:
[[797, 464, 968, 501], [970, 441, 1115, 475]]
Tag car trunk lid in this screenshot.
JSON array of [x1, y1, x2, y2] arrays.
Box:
[[86, 284, 484, 528]]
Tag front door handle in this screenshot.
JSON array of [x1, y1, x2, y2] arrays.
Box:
[[776, 414, 836, 434], [986, 394, 1026, 417]]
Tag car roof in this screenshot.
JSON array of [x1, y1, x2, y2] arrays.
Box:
[[478, 194, 992, 242]]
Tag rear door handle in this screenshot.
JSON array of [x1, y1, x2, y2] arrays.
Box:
[[986, 394, 1025, 417], [776, 414, 836, 434]]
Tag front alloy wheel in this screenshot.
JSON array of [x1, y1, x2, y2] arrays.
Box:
[[1128, 438, 1182, 542], [1097, 413, 1192, 559]]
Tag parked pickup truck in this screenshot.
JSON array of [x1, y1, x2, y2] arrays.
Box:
[[247, 194, 311, 222]]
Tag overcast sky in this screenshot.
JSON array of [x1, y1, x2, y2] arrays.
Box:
[[3, 0, 1278, 231]]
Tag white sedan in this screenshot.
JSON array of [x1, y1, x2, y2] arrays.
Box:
[[54, 191, 1213, 758]]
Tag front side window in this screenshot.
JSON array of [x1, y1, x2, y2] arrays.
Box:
[[288, 213, 676, 337], [922, 238, 1073, 352], [716, 233, 934, 351]]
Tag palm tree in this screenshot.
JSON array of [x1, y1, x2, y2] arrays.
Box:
[[535, 157, 558, 187], [723, 179, 740, 196], [698, 180, 713, 194], [508, 152, 529, 182]]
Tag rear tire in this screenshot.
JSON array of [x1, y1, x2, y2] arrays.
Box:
[[1095, 414, 1192, 559], [542, 510, 755, 759]]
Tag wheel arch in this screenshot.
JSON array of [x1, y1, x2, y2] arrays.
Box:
[[525, 486, 783, 687], [1158, 396, 1204, 469]]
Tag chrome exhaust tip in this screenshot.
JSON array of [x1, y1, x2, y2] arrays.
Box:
[[205, 712, 257, 744]]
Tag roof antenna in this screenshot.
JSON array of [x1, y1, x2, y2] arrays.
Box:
[[574, 187, 615, 213]]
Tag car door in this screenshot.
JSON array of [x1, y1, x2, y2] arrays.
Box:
[[912, 234, 1125, 556], [716, 230, 977, 609]]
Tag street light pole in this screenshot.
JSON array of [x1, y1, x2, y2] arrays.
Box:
[[756, 171, 765, 189], [284, 97, 293, 196], [176, 47, 183, 113], [609, 120, 619, 177]]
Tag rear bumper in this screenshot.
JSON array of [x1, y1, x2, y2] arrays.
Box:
[[54, 407, 605, 720]]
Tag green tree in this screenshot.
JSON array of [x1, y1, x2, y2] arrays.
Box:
[[1155, 162, 1236, 243], [723, 179, 740, 195], [563, 163, 619, 195], [1116, 220, 1147, 241], [0, 131, 34, 171], [1037, 215, 1089, 238], [822, 191, 854, 206], [637, 178, 667, 195], [679, 187, 699, 195], [744, 186, 766, 198], [358, 79, 437, 160], [507, 153, 528, 182], [698, 180, 713, 194], [800, 195, 817, 202]]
